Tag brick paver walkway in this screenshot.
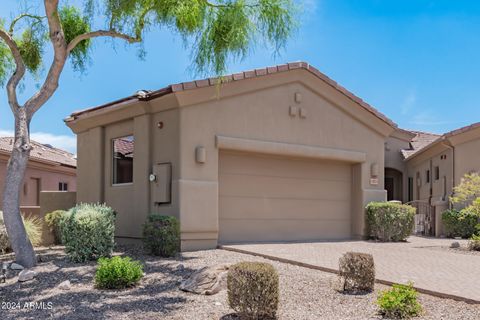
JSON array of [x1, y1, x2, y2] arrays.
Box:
[[223, 236, 480, 302]]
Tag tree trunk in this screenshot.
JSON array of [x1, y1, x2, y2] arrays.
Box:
[[2, 109, 36, 268]]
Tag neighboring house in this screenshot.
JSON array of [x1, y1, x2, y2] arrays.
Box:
[[66, 62, 397, 250], [392, 123, 480, 236], [0, 137, 77, 212]]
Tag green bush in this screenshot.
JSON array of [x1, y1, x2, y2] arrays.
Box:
[[442, 209, 478, 238], [377, 282, 422, 319], [227, 262, 279, 319], [60, 203, 116, 262], [95, 256, 143, 289], [142, 214, 180, 257], [339, 252, 375, 293], [45, 210, 67, 244], [0, 212, 42, 254], [366, 202, 416, 242], [469, 234, 480, 251]]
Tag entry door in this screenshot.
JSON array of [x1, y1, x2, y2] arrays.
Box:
[[218, 151, 352, 243], [385, 177, 394, 201]]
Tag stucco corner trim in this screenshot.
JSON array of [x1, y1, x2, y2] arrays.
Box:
[[215, 135, 366, 163]]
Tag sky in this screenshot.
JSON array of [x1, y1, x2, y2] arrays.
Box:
[[1, 0, 480, 153]]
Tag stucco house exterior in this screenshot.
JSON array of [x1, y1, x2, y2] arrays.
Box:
[[66, 62, 399, 250], [0, 137, 77, 215]]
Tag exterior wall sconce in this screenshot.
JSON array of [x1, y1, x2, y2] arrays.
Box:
[[295, 92, 302, 103], [289, 106, 298, 117], [370, 163, 379, 177], [196, 146, 206, 164]]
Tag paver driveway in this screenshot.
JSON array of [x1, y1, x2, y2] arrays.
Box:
[[222, 236, 480, 302]]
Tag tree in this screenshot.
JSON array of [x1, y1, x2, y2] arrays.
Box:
[[0, 0, 296, 267]]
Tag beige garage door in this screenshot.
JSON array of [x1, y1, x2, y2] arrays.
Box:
[[218, 151, 352, 243]]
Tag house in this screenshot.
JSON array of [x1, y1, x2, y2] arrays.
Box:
[[65, 62, 398, 250], [0, 137, 77, 215], [391, 123, 480, 236]]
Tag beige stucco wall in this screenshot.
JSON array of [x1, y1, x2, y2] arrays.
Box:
[[70, 69, 393, 250]]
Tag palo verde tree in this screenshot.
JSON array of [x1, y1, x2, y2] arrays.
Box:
[[0, 0, 296, 267]]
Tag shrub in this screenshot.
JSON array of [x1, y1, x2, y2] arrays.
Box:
[[366, 202, 415, 242], [442, 209, 478, 238], [95, 256, 143, 289], [45, 210, 66, 244], [468, 234, 480, 251], [377, 282, 422, 319], [0, 212, 42, 253], [60, 203, 116, 262], [143, 214, 180, 257], [339, 252, 375, 293], [227, 262, 279, 319]]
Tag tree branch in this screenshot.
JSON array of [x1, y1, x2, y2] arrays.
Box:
[[67, 30, 140, 53], [0, 28, 25, 113], [9, 14, 46, 34], [24, 0, 67, 117]]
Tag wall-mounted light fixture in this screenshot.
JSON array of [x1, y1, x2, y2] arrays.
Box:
[[370, 163, 379, 177], [195, 146, 206, 164]]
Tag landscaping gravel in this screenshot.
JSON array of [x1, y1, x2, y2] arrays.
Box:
[[0, 245, 478, 319]]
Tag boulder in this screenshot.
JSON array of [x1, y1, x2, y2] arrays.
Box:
[[451, 241, 461, 249], [180, 265, 229, 295], [18, 269, 37, 282], [58, 280, 71, 290], [10, 263, 24, 270]]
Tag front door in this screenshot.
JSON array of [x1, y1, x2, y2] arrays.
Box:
[[385, 177, 394, 201]]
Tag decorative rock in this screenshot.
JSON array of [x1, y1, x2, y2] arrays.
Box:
[[10, 263, 24, 270], [58, 280, 71, 290], [18, 269, 37, 282], [180, 265, 229, 295], [451, 241, 461, 248]]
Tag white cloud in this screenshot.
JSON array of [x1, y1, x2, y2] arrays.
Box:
[[0, 129, 76, 154], [400, 91, 416, 115]]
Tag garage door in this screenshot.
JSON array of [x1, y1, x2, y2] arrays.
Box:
[[218, 151, 352, 243]]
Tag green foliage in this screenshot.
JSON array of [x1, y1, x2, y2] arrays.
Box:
[[227, 261, 279, 319], [142, 214, 180, 257], [451, 172, 480, 205], [44, 210, 67, 244], [17, 27, 45, 75], [0, 38, 13, 86], [366, 202, 416, 242], [59, 203, 116, 262], [0, 211, 42, 254], [95, 256, 144, 289], [377, 283, 422, 319], [442, 209, 479, 238], [339, 252, 375, 293], [59, 5, 91, 72]]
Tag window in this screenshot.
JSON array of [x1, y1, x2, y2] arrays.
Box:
[[112, 135, 134, 185], [434, 166, 440, 181], [58, 182, 68, 191], [426, 170, 430, 183], [408, 177, 414, 202]]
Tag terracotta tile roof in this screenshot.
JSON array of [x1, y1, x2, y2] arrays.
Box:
[[67, 62, 397, 128], [444, 122, 480, 138], [113, 137, 134, 158], [401, 131, 441, 159], [0, 137, 76, 167]]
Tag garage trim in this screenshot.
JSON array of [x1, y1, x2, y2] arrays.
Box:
[[216, 135, 366, 163]]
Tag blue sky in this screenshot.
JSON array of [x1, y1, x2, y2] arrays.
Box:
[[1, 0, 480, 153]]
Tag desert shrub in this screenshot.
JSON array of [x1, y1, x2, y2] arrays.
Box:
[[227, 262, 279, 319], [377, 282, 422, 319], [339, 252, 375, 293], [143, 214, 180, 257], [0, 212, 42, 253], [60, 203, 116, 262], [468, 234, 480, 251], [95, 256, 143, 289], [442, 209, 478, 238], [366, 202, 415, 241], [45, 210, 67, 244]]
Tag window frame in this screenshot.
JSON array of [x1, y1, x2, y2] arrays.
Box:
[[58, 182, 68, 191], [426, 169, 430, 184], [112, 135, 135, 186]]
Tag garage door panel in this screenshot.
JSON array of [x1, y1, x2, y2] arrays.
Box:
[[219, 152, 351, 181], [219, 173, 350, 201], [220, 219, 351, 243], [218, 151, 352, 243], [219, 196, 350, 220]]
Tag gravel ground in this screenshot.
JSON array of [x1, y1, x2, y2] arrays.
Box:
[[420, 244, 480, 256], [0, 245, 479, 320]]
